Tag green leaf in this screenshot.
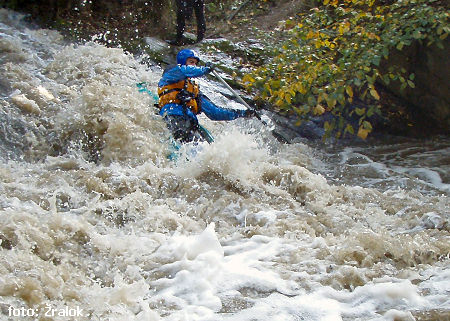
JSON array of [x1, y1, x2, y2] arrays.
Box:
[[355, 107, 366, 116], [372, 55, 381, 66], [326, 97, 337, 108], [370, 88, 380, 100], [413, 30, 422, 39], [338, 117, 345, 130], [362, 120, 372, 130], [345, 124, 355, 135], [307, 95, 317, 107]]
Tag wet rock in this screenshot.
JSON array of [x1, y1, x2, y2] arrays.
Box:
[[142, 37, 176, 66], [0, 234, 13, 249]]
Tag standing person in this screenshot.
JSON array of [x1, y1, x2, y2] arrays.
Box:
[[169, 0, 206, 45], [157, 49, 257, 143]]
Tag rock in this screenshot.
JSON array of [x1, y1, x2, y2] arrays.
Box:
[[143, 37, 176, 65]]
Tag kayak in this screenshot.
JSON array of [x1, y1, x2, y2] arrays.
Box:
[[167, 124, 214, 162]]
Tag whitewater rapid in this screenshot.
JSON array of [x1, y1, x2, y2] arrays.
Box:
[[1, 9, 449, 321]]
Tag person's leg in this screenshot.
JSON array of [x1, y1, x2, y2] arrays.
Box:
[[173, 0, 186, 44], [193, 0, 206, 42], [164, 115, 202, 143], [184, 0, 194, 20]]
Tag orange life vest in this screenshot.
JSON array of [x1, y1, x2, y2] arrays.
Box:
[[158, 78, 200, 114]]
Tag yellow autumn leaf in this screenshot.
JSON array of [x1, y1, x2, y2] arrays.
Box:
[[313, 104, 326, 115], [345, 124, 355, 135], [357, 127, 370, 139], [370, 88, 380, 100], [242, 74, 255, 84], [346, 85, 353, 97], [321, 92, 328, 103], [275, 99, 284, 107], [317, 93, 323, 103], [338, 21, 351, 35], [306, 31, 316, 39], [285, 93, 292, 104], [296, 83, 307, 94]]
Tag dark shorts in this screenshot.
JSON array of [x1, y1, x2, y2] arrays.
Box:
[[163, 115, 204, 143]]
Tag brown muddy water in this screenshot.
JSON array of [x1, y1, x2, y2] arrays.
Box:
[[0, 8, 449, 321]]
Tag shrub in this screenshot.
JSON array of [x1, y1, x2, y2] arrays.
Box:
[[243, 0, 449, 139]]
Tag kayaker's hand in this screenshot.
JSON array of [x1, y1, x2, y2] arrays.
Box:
[[244, 109, 258, 118], [205, 62, 215, 73]]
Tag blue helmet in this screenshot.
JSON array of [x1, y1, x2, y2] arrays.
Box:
[[176, 49, 200, 65]]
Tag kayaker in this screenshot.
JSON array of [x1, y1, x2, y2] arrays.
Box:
[[157, 49, 257, 143]]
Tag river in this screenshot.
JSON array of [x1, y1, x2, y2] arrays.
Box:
[[0, 9, 449, 321]]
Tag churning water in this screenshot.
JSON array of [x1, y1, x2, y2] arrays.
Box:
[[0, 9, 449, 321]]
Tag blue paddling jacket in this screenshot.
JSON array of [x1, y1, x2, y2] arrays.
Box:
[[157, 64, 246, 123]]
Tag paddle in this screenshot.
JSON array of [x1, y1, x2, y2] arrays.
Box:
[[210, 70, 290, 144]]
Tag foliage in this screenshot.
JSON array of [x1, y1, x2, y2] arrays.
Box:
[[242, 0, 449, 139]]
